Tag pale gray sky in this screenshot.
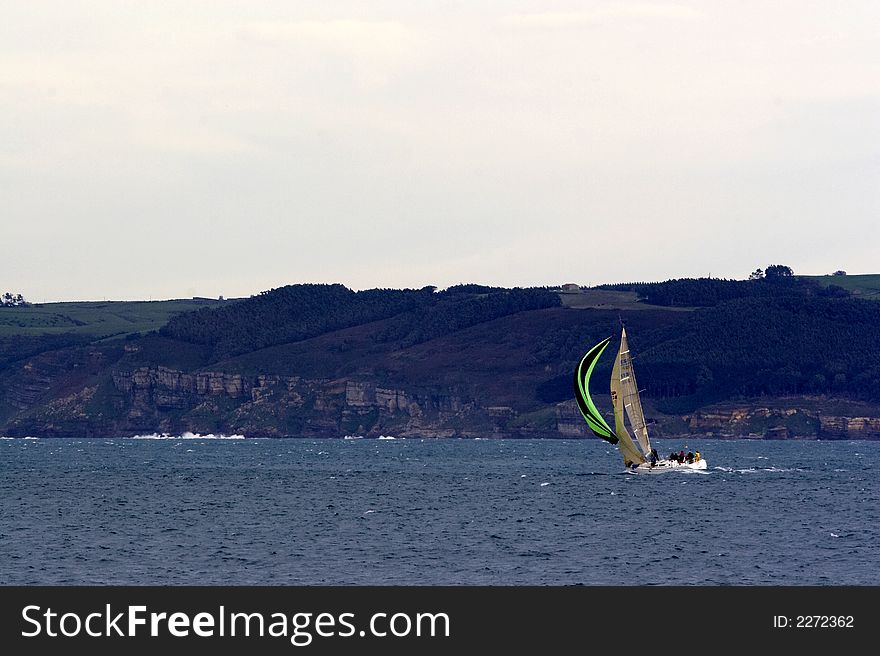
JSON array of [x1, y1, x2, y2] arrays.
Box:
[[2, 1, 878, 301]]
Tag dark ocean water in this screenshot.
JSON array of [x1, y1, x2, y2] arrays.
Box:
[[1, 437, 878, 585]]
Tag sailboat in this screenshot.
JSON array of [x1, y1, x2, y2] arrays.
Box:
[[574, 327, 707, 474]]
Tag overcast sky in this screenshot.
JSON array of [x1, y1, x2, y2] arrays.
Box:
[[2, 1, 878, 301]]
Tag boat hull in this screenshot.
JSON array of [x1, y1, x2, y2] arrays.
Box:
[[626, 459, 708, 474]]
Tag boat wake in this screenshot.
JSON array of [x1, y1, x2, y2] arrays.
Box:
[[713, 466, 804, 474], [626, 465, 710, 475]]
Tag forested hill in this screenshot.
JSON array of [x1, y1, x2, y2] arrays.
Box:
[[159, 284, 562, 361], [597, 273, 849, 307], [544, 275, 880, 407], [630, 294, 880, 406], [2, 273, 880, 438]]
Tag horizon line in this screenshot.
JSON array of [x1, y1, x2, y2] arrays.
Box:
[[15, 270, 873, 305]]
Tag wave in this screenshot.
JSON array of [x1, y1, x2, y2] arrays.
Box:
[[130, 432, 245, 440]]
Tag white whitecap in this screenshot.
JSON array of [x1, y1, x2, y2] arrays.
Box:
[[180, 431, 244, 440]]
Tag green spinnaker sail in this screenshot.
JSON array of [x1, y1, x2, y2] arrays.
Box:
[[573, 337, 617, 443]]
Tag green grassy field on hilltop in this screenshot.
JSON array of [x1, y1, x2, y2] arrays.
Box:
[[558, 288, 696, 311], [0, 299, 228, 339], [804, 274, 880, 300]]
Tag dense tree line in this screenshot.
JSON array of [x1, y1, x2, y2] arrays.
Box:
[[439, 284, 506, 295], [160, 283, 560, 360], [639, 295, 880, 399], [537, 294, 880, 407], [376, 288, 562, 346], [598, 273, 839, 307], [161, 284, 437, 358]]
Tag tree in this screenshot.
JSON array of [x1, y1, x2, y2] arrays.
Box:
[[764, 264, 794, 279], [748, 268, 764, 280], [0, 292, 27, 307], [809, 373, 827, 393], [831, 270, 847, 276], [695, 365, 714, 388], [818, 284, 849, 298]]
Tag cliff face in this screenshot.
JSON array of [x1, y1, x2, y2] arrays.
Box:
[[1, 354, 527, 437], [3, 350, 880, 439], [556, 401, 591, 438], [679, 404, 880, 440], [818, 415, 880, 440], [557, 399, 880, 440], [0, 346, 115, 437], [106, 368, 517, 438], [682, 406, 811, 439]]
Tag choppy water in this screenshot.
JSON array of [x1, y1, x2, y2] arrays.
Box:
[[1, 437, 878, 585]]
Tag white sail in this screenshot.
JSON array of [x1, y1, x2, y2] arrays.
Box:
[[610, 351, 646, 467], [613, 327, 651, 457]]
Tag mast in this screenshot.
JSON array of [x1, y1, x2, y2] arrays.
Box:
[[613, 327, 651, 457]]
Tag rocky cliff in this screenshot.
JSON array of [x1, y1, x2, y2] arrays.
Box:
[[557, 398, 880, 440], [106, 367, 518, 438], [4, 352, 880, 439], [817, 415, 880, 440], [2, 341, 880, 440], [1, 352, 528, 437], [678, 402, 880, 440]]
